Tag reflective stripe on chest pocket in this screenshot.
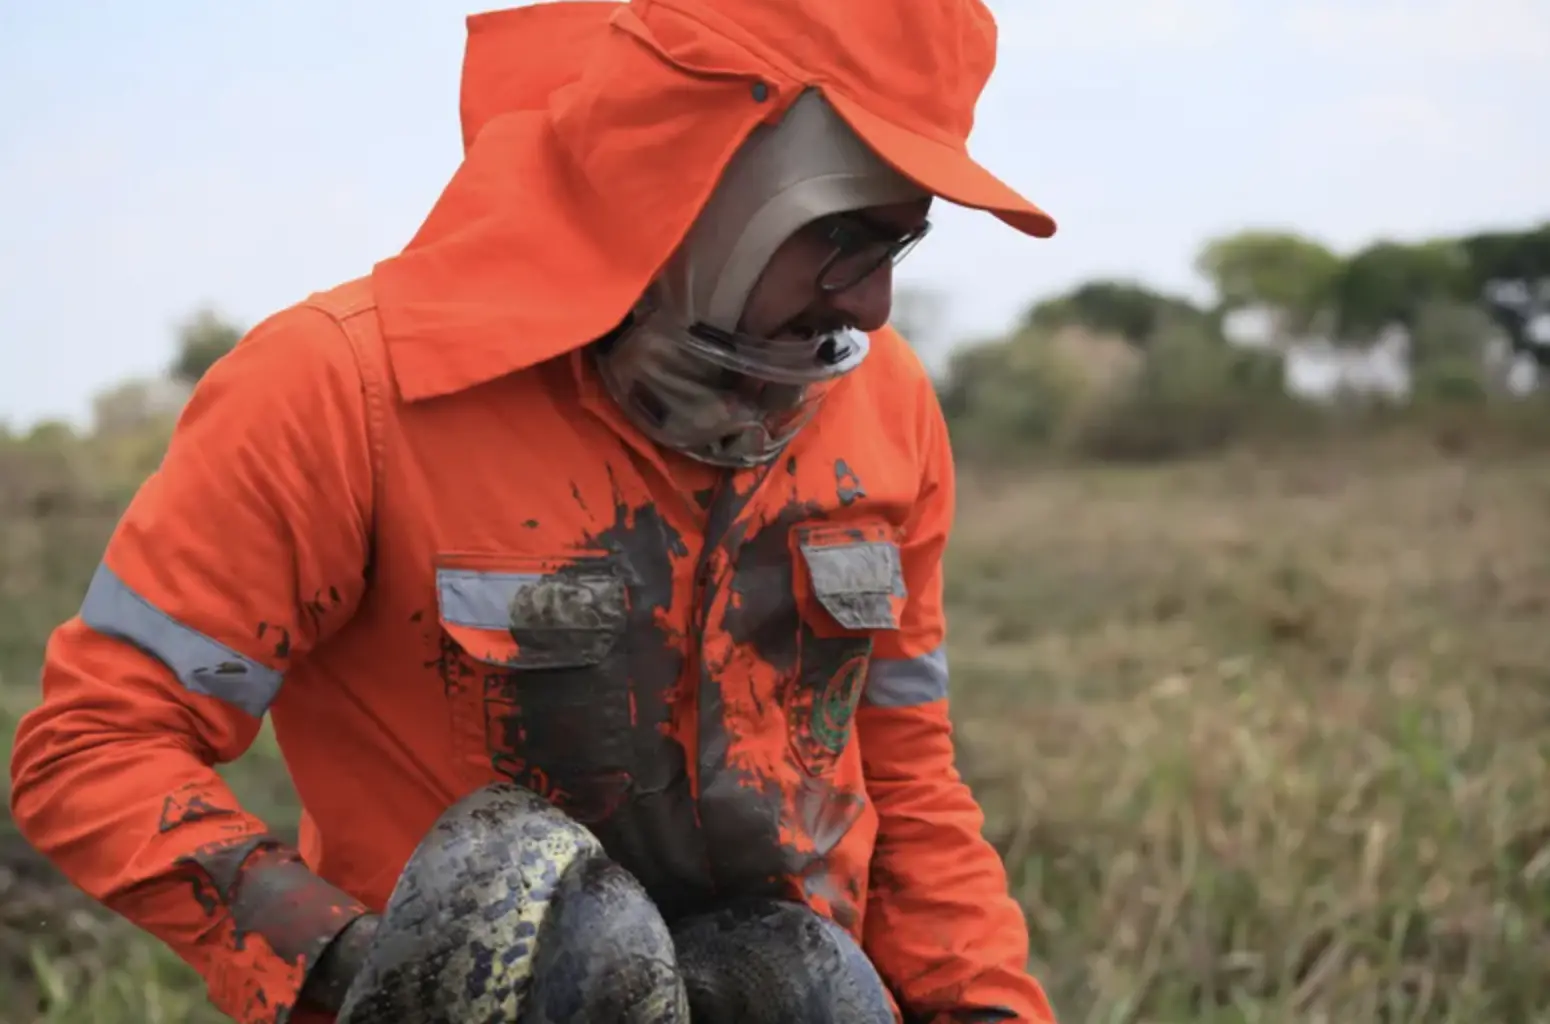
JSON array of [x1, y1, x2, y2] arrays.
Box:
[[792, 521, 907, 636], [433, 551, 632, 812], [785, 520, 906, 776], [435, 554, 628, 668]]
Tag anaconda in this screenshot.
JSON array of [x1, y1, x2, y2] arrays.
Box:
[[334, 783, 896, 1024]]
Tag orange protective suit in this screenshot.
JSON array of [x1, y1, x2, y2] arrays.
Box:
[[9, 2, 1058, 1022]]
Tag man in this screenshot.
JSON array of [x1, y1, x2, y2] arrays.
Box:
[[8, 1, 1059, 1021]]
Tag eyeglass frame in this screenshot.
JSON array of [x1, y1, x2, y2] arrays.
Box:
[[812, 212, 933, 294]]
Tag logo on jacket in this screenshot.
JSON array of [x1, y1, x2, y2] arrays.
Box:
[[805, 653, 868, 762]]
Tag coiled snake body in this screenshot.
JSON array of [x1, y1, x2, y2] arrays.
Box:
[[335, 784, 895, 1023]]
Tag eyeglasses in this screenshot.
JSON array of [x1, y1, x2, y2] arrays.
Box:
[[814, 213, 933, 294]]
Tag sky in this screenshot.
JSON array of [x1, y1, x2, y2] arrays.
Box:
[[1, 0, 1547, 428]]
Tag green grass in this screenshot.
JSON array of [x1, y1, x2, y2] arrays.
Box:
[[5, 438, 1550, 1022]]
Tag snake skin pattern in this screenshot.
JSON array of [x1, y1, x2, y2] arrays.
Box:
[[334, 783, 896, 1024]]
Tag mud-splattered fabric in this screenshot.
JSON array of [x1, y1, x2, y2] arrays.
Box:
[[7, 1, 1057, 1022]]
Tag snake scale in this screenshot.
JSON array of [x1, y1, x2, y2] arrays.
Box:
[[334, 783, 896, 1023]]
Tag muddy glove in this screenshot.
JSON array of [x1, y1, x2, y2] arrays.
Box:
[[211, 836, 378, 1015], [299, 911, 382, 1012]]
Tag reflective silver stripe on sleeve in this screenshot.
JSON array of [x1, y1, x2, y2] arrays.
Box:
[[79, 562, 282, 717], [863, 646, 949, 707], [436, 569, 542, 630]]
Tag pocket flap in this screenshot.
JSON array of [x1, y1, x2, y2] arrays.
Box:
[[794, 523, 906, 632], [435, 557, 627, 670]]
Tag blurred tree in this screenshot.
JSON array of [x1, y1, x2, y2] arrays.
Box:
[[1407, 300, 1504, 404], [1194, 230, 1342, 339], [1328, 239, 1471, 340], [170, 307, 244, 386], [1460, 224, 1550, 365], [938, 327, 1123, 452], [91, 379, 175, 435], [937, 335, 1071, 443], [1460, 223, 1550, 285], [88, 379, 183, 494], [23, 420, 77, 445], [1024, 279, 1210, 346]]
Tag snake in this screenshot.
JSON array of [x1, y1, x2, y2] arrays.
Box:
[[333, 782, 897, 1023]]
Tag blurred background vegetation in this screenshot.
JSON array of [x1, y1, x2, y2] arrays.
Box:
[[3, 220, 1550, 1022]]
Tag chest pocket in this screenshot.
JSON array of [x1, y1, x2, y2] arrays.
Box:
[[787, 521, 907, 777], [434, 552, 635, 822]]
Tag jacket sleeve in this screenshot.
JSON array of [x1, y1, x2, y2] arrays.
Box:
[[7, 304, 379, 1024], [855, 380, 1057, 1024]]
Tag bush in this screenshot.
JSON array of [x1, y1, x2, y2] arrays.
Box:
[[940, 327, 1141, 458], [1066, 323, 1290, 461], [941, 319, 1301, 464]]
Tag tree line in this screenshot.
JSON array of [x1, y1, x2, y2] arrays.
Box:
[[932, 220, 1550, 461], [1017, 222, 1550, 356]]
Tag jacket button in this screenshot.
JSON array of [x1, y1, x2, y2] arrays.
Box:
[[750, 80, 769, 103]]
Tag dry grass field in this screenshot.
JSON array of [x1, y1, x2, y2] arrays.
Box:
[[3, 436, 1549, 1023]]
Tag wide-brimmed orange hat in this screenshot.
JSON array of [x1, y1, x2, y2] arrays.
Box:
[[374, 0, 1057, 401]]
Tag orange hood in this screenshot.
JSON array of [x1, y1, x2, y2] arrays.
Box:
[[371, 0, 1057, 402]]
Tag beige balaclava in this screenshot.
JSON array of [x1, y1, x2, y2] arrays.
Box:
[[595, 88, 929, 468]]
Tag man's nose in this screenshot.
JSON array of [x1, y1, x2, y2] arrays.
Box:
[[827, 260, 895, 333]]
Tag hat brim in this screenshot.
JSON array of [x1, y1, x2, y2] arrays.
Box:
[[825, 92, 1057, 239]]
